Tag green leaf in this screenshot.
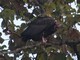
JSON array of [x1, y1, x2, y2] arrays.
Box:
[[0, 37, 4, 44], [20, 23, 26, 31], [1, 19, 7, 28], [66, 0, 75, 3], [22, 53, 31, 60], [48, 53, 66, 60], [23, 0, 28, 3], [37, 52, 48, 60], [0, 32, 2, 36], [45, 46, 56, 53], [43, 2, 56, 15], [0, 9, 15, 20], [0, 45, 6, 49], [8, 23, 15, 32]]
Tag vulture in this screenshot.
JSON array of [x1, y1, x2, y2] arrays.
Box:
[[21, 16, 58, 42]]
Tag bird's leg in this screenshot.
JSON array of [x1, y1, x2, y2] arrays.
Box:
[[42, 36, 47, 43]]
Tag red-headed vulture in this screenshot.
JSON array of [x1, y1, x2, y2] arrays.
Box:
[[21, 16, 59, 42]]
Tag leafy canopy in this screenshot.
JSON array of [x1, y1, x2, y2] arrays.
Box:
[[0, 0, 80, 60]]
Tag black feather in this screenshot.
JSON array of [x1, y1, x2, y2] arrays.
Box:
[[21, 16, 57, 42]]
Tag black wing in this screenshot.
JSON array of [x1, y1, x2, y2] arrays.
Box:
[[21, 24, 47, 41]]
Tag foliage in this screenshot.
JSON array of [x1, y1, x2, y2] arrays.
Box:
[[0, 0, 80, 60]]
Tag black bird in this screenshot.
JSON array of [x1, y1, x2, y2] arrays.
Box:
[[21, 16, 58, 42]]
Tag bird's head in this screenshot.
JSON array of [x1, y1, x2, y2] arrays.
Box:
[[54, 20, 62, 30]]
